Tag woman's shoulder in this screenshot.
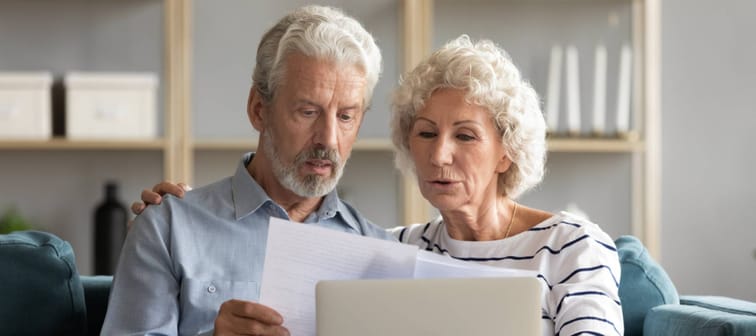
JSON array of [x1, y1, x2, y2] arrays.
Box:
[[525, 211, 616, 249], [388, 216, 444, 243]]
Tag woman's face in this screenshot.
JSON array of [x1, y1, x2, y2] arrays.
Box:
[[408, 88, 511, 211]]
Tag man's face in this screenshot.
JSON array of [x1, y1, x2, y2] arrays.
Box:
[[261, 53, 367, 197]]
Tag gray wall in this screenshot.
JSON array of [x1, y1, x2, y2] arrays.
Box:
[[661, 0, 756, 301]]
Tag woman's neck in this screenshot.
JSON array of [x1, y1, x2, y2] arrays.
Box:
[[441, 197, 516, 241]]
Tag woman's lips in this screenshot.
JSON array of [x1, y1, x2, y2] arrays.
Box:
[[426, 180, 460, 191]]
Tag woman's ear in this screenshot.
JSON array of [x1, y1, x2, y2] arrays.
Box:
[[496, 154, 513, 174], [247, 86, 265, 132]]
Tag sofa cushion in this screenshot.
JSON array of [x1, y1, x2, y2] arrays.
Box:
[[681, 296, 756, 317], [0, 231, 87, 335], [615, 235, 679, 336], [82, 275, 113, 336], [644, 297, 756, 336]]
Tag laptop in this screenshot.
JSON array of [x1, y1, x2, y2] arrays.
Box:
[[316, 277, 542, 336]]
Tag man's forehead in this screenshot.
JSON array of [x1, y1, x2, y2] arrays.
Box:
[[277, 54, 368, 104]]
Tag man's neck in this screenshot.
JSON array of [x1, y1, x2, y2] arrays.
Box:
[[247, 153, 324, 222]]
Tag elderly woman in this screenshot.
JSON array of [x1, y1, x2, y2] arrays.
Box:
[[388, 35, 623, 335], [134, 35, 623, 335]]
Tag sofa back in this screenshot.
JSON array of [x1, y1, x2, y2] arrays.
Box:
[[0, 230, 88, 335], [616, 235, 680, 335]]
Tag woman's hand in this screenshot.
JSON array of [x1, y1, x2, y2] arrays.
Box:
[[131, 182, 192, 215], [127, 182, 191, 230]]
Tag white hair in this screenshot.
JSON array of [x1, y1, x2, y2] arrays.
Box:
[[253, 5, 382, 108], [391, 35, 546, 198]]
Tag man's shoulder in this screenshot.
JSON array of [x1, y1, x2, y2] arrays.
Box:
[[183, 176, 233, 201], [138, 176, 234, 224]]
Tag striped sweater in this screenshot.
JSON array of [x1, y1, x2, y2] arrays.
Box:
[[389, 211, 624, 336]]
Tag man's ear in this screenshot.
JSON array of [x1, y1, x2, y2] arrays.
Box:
[[247, 86, 266, 132]]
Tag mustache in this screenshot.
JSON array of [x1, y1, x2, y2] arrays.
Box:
[[294, 146, 341, 166]]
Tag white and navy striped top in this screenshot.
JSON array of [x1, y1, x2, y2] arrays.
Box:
[[389, 211, 623, 336]]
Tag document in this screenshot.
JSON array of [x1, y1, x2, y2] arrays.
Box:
[[414, 249, 537, 279], [259, 218, 535, 336], [259, 218, 417, 336]]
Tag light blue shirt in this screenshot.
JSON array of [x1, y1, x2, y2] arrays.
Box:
[[101, 153, 395, 335]]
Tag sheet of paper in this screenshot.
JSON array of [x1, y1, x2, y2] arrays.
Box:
[[259, 218, 417, 336], [414, 250, 537, 279]]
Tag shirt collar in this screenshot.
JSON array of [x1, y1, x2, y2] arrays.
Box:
[[231, 153, 271, 220], [230, 153, 359, 232]]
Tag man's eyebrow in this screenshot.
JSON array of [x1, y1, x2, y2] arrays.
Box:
[[294, 99, 320, 107], [339, 105, 361, 111]]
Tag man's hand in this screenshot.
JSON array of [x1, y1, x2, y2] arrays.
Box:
[[214, 300, 290, 336]]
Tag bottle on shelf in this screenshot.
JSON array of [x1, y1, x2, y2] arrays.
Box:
[[93, 181, 128, 275]]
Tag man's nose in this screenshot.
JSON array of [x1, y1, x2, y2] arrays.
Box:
[[313, 113, 338, 149]]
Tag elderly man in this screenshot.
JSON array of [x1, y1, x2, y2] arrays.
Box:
[[101, 6, 392, 336]]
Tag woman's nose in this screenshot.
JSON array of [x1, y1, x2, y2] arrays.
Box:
[[429, 137, 453, 167]]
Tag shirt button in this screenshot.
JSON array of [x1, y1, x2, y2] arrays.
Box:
[[207, 285, 216, 293]]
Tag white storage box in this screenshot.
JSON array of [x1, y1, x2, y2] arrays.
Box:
[[0, 72, 53, 139], [65, 72, 158, 139]]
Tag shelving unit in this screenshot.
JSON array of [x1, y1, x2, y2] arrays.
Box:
[[0, 0, 661, 269]]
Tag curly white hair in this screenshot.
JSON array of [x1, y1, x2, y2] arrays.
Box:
[[391, 35, 546, 198]]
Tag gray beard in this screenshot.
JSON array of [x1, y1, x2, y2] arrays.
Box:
[[261, 130, 345, 198]]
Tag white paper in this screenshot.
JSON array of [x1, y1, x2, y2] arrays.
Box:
[[259, 218, 418, 336], [545, 45, 563, 133], [566, 46, 581, 135], [414, 250, 537, 279], [616, 44, 633, 134], [592, 45, 607, 134]]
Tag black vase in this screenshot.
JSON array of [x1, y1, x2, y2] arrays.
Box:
[[94, 181, 128, 275]]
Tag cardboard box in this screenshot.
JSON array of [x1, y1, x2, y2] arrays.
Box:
[[65, 72, 158, 139], [0, 72, 53, 139]]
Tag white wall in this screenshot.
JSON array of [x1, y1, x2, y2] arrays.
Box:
[[661, 0, 756, 301]]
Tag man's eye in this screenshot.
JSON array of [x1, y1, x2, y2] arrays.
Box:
[[301, 110, 317, 117], [339, 113, 353, 121], [418, 131, 436, 138]]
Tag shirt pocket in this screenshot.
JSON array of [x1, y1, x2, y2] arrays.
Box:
[[180, 278, 259, 333]]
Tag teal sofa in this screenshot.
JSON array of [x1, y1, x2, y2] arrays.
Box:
[[0, 231, 111, 335], [1, 231, 754, 335]]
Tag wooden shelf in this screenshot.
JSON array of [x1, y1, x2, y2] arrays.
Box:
[[0, 138, 166, 150], [193, 137, 642, 153], [547, 137, 644, 153], [193, 138, 394, 151]]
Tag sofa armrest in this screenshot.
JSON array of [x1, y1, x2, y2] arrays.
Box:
[[81, 275, 113, 336], [644, 296, 756, 336]]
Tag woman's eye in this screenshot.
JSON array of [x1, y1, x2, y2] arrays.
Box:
[[457, 134, 475, 141], [418, 131, 436, 138], [339, 113, 353, 122]]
